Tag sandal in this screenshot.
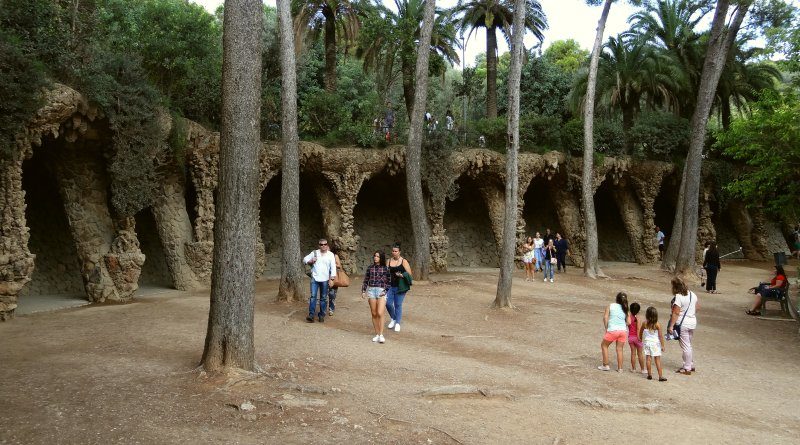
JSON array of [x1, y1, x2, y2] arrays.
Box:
[[659, 377, 668, 382], [676, 369, 692, 375], [745, 310, 761, 316]]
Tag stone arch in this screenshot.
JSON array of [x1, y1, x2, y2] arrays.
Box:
[[595, 181, 636, 262], [653, 173, 680, 242], [444, 175, 500, 268], [353, 171, 413, 271], [259, 173, 325, 277], [134, 208, 172, 288], [522, 176, 562, 240], [19, 141, 84, 297]]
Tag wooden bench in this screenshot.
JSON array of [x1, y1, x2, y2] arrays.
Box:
[[762, 282, 790, 317]]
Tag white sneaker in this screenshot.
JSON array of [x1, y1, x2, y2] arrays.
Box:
[[394, 323, 401, 332], [597, 365, 611, 371], [378, 335, 385, 343], [372, 335, 379, 342], [543, 278, 547, 282], [550, 278, 554, 283], [387, 319, 396, 329]]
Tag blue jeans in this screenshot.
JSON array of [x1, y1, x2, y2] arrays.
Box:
[[309, 280, 329, 318], [328, 287, 338, 311], [386, 286, 407, 323], [534, 249, 544, 271], [543, 259, 554, 280]]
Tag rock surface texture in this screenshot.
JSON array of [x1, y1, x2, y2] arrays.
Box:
[[0, 85, 788, 319]]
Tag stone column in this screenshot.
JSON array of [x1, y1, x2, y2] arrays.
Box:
[[630, 169, 666, 264], [0, 159, 35, 320], [747, 207, 770, 260], [697, 189, 717, 259], [612, 184, 650, 264], [477, 183, 505, 256], [185, 151, 217, 284], [151, 165, 203, 290], [727, 201, 761, 260], [319, 167, 371, 274], [551, 186, 585, 268], [54, 147, 143, 302]]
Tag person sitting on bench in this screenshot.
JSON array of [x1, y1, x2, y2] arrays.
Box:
[[746, 265, 787, 316]]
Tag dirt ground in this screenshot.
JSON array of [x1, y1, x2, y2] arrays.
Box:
[[1, 261, 799, 445]]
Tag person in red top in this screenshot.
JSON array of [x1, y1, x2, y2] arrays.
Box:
[[627, 303, 646, 374], [746, 265, 787, 316]]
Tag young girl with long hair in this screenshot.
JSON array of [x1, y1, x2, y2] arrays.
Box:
[[639, 306, 667, 381], [598, 292, 630, 372]]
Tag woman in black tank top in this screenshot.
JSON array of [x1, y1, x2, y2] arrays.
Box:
[[386, 243, 412, 333]]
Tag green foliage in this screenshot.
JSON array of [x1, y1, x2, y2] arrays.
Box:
[[0, 32, 48, 159], [543, 39, 589, 72], [560, 119, 626, 156], [473, 117, 507, 150], [716, 91, 800, 220], [517, 55, 573, 118], [628, 111, 690, 160], [519, 114, 562, 152]]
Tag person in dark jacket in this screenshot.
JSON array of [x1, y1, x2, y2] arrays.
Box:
[[554, 232, 569, 273], [703, 241, 721, 294]]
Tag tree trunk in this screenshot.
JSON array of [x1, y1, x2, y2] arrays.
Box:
[[402, 61, 415, 121], [673, 0, 749, 276], [276, 0, 304, 301], [486, 27, 498, 119], [581, 0, 613, 279], [405, 0, 436, 280], [720, 97, 731, 130], [323, 6, 337, 92], [494, 0, 526, 308], [661, 166, 686, 270], [201, 0, 263, 373], [622, 102, 634, 154]]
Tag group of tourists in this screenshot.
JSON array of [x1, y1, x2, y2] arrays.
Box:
[[598, 277, 698, 381], [521, 229, 569, 283], [304, 240, 412, 344]]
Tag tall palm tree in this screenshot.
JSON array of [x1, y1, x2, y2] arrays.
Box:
[[715, 43, 781, 129], [292, 0, 361, 92], [358, 0, 460, 118], [569, 34, 686, 150], [627, 0, 711, 117], [455, 0, 548, 119]]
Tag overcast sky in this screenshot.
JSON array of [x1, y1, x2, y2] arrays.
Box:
[[192, 0, 640, 67]]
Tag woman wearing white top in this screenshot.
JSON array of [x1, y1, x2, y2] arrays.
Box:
[[668, 277, 698, 375]]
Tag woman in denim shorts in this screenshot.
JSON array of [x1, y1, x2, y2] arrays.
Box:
[[361, 250, 391, 343]]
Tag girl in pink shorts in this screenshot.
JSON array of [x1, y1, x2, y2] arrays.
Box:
[[628, 302, 646, 373], [598, 292, 631, 372]]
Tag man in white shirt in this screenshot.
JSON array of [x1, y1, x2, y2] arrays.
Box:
[[303, 239, 337, 323], [655, 226, 665, 260]]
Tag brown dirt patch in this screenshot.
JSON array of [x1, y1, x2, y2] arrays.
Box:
[[1, 261, 798, 444]]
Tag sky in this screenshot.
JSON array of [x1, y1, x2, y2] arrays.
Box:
[[193, 0, 640, 67]]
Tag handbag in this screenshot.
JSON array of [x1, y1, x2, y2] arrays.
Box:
[[672, 292, 693, 339], [332, 268, 350, 288], [550, 257, 557, 265]]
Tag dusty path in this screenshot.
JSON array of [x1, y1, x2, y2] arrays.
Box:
[[1, 262, 798, 444]]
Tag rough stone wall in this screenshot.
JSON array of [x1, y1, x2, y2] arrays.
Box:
[[445, 180, 499, 268], [1, 159, 37, 317]]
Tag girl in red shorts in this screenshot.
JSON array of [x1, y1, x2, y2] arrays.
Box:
[[628, 303, 646, 374], [598, 292, 631, 372]]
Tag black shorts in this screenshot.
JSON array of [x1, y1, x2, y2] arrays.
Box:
[[658, 244, 665, 252]]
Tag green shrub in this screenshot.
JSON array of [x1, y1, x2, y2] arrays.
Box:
[[628, 111, 690, 160], [519, 114, 562, 152], [473, 117, 507, 150], [560, 118, 625, 156]]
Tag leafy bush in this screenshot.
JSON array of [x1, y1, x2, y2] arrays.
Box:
[[519, 114, 563, 152], [473, 117, 507, 150], [628, 111, 690, 160], [560, 118, 625, 156]]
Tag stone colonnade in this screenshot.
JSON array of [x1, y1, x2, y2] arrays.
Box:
[[0, 84, 782, 319]]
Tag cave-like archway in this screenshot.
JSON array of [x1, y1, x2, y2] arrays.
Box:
[[444, 176, 499, 267], [353, 171, 413, 271], [259, 174, 325, 277], [522, 177, 562, 240], [134, 209, 172, 288], [653, 173, 679, 242], [19, 141, 84, 298], [595, 182, 636, 262]]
